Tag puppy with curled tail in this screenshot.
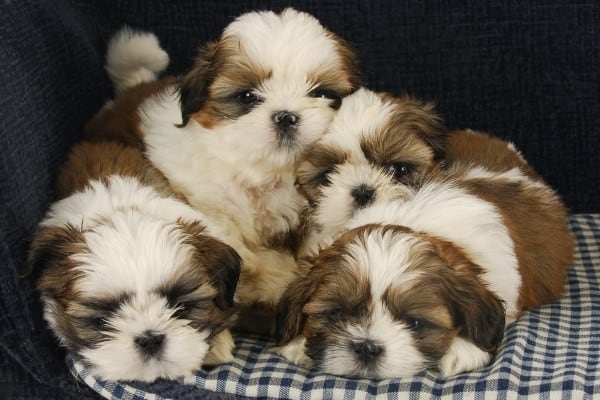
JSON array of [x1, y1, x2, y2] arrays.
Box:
[[87, 10, 361, 333]]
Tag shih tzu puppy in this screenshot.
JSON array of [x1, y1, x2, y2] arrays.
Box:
[[86, 9, 360, 330], [294, 88, 445, 257], [29, 140, 241, 382], [276, 88, 574, 379]]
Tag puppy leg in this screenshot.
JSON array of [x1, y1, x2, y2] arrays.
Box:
[[438, 336, 491, 377], [274, 336, 312, 367], [203, 329, 235, 366], [236, 248, 299, 307]]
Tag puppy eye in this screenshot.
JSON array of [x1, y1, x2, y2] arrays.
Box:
[[385, 162, 412, 182], [407, 317, 425, 332], [316, 167, 334, 186], [178, 301, 196, 310], [237, 90, 260, 106], [90, 316, 109, 329], [309, 88, 340, 101], [324, 307, 344, 322]]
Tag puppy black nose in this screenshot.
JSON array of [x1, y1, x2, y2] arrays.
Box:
[[135, 330, 165, 357], [273, 111, 299, 132], [352, 340, 383, 363], [351, 184, 375, 207]]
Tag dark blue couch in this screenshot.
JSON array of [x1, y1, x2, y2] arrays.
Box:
[[2, 1, 598, 398]]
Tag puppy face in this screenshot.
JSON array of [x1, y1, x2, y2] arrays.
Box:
[[30, 211, 240, 382], [277, 224, 505, 379], [178, 8, 359, 169], [296, 88, 444, 235]]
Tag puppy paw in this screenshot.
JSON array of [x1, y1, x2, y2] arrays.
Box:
[[273, 336, 312, 367], [202, 329, 235, 366], [438, 336, 491, 377]]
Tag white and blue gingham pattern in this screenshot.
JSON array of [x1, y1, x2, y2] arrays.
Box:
[[68, 214, 600, 399]]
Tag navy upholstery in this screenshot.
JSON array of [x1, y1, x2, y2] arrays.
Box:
[[1, 1, 598, 398]]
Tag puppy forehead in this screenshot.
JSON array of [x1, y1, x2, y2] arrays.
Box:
[[72, 212, 212, 297], [321, 89, 394, 156], [224, 9, 344, 79], [343, 225, 427, 298]]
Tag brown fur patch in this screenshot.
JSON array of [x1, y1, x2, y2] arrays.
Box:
[[179, 37, 273, 128], [177, 220, 241, 315], [296, 143, 349, 203], [461, 177, 573, 311], [55, 140, 180, 201], [84, 78, 175, 148], [445, 129, 542, 179], [32, 225, 88, 301], [361, 95, 445, 179]]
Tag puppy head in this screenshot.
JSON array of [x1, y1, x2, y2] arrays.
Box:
[[30, 213, 240, 382], [178, 8, 360, 169], [296, 88, 445, 233], [277, 224, 505, 379]]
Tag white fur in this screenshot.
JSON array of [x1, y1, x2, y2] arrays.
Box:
[[40, 176, 233, 382], [438, 336, 491, 377], [274, 336, 311, 367], [139, 9, 351, 307], [349, 181, 521, 321], [80, 295, 210, 382], [105, 27, 169, 93]]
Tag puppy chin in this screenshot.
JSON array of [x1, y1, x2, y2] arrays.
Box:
[[31, 176, 241, 382]]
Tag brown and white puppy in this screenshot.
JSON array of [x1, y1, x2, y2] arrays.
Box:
[[87, 10, 360, 330], [294, 88, 444, 257], [276, 88, 574, 379], [29, 140, 241, 382]]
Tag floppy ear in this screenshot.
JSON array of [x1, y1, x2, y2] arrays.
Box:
[[427, 236, 506, 352], [446, 272, 505, 352], [208, 240, 241, 310], [177, 42, 219, 127], [179, 220, 241, 310], [276, 258, 321, 344], [24, 225, 87, 276]]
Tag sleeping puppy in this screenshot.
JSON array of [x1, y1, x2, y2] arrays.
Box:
[[276, 88, 574, 379], [86, 9, 360, 330], [29, 140, 241, 382]]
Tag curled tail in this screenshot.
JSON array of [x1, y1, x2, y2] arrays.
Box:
[[105, 27, 169, 93]]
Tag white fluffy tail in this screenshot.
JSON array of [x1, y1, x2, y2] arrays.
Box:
[[105, 27, 169, 93]]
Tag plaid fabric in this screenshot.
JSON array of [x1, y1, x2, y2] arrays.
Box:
[[67, 214, 600, 399]]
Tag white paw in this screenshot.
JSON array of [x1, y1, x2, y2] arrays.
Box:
[[203, 329, 235, 366], [273, 336, 312, 367], [438, 336, 491, 377]]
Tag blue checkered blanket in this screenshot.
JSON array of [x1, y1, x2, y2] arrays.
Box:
[[67, 214, 600, 399]]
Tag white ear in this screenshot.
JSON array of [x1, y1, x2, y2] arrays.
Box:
[[274, 335, 312, 367], [438, 336, 491, 377]]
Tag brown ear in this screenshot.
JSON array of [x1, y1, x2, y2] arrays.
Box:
[[177, 42, 219, 126], [207, 240, 241, 310], [445, 271, 506, 352], [276, 258, 321, 344], [28, 224, 87, 293], [390, 95, 447, 161], [427, 236, 506, 352], [179, 220, 241, 310]]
